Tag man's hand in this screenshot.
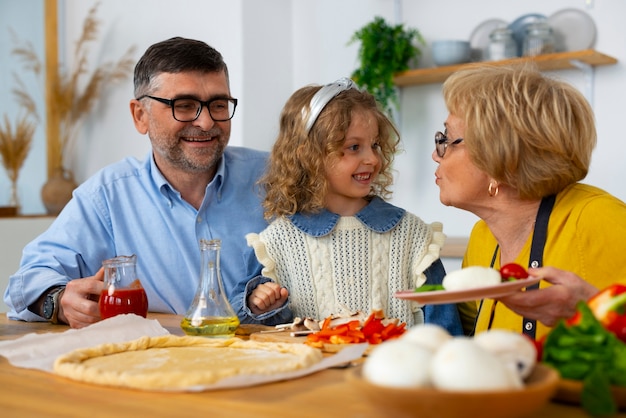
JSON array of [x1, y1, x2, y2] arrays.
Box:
[[247, 282, 289, 315], [58, 267, 104, 328]]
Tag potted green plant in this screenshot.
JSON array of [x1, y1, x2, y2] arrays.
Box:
[[349, 16, 425, 115]]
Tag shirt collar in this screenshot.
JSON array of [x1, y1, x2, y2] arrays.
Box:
[[289, 196, 405, 237], [148, 152, 226, 200]]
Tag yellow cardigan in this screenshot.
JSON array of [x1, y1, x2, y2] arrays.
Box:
[[462, 183, 626, 339]]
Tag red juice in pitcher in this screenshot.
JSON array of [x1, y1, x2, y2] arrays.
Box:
[[99, 255, 149, 319], [99, 284, 148, 319]]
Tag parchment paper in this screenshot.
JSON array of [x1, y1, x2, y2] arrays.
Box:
[[0, 314, 169, 372], [0, 314, 368, 391]]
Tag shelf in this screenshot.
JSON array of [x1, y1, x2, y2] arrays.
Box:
[[394, 49, 618, 87]]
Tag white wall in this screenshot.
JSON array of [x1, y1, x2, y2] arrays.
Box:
[[8, 0, 626, 241], [0, 1, 46, 214], [0, 217, 55, 312], [393, 0, 626, 238]]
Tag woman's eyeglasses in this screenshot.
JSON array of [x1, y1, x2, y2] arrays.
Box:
[[435, 131, 464, 158]]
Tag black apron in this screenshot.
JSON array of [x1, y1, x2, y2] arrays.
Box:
[[482, 194, 556, 339]]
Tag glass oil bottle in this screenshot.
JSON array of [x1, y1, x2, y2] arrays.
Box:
[[181, 239, 240, 337]]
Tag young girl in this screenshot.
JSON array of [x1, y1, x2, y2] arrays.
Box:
[[243, 78, 462, 334]]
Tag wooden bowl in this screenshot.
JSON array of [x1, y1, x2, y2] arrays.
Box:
[[346, 364, 559, 418], [554, 378, 626, 410]]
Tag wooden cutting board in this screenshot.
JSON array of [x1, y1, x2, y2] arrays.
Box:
[[249, 330, 309, 345], [249, 329, 372, 355]]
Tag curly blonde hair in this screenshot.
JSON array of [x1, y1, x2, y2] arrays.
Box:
[[261, 84, 400, 220], [443, 63, 596, 199]]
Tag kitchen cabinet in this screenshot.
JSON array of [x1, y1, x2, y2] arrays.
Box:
[[394, 49, 617, 105]]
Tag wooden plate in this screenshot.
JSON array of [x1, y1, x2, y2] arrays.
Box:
[[249, 330, 372, 355], [554, 378, 626, 410]]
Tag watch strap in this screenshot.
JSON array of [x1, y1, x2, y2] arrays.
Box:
[[48, 286, 65, 324]]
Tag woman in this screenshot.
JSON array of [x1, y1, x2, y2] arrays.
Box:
[[433, 63, 626, 338]]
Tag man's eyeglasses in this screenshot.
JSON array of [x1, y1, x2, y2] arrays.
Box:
[[435, 131, 464, 158], [137, 95, 238, 122]]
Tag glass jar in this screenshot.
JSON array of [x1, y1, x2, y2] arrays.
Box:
[[99, 254, 149, 319], [487, 27, 517, 61], [181, 239, 240, 338], [522, 21, 555, 57]]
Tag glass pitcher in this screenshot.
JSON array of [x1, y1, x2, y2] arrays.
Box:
[[99, 254, 149, 319], [181, 239, 240, 337]]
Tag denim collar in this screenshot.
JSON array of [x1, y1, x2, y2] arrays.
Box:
[[289, 196, 405, 237]]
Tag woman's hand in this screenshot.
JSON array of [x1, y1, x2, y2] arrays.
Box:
[[497, 266, 598, 327], [247, 282, 289, 315], [58, 267, 104, 328]]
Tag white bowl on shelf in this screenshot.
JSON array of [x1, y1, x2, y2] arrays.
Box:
[[432, 40, 472, 66]]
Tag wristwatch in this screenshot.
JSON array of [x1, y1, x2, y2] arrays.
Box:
[[42, 287, 65, 324]]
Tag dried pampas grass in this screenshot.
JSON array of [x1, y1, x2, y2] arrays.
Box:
[[0, 115, 34, 183], [11, 1, 135, 172]]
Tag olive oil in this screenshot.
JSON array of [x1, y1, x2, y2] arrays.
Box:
[[181, 239, 240, 338], [180, 316, 239, 338]]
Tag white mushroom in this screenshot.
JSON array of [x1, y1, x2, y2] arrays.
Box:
[[303, 318, 320, 331], [362, 339, 433, 388], [401, 323, 452, 352], [442, 266, 501, 291], [430, 338, 523, 391], [473, 329, 537, 379]]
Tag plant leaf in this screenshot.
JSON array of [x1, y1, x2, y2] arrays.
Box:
[[348, 16, 424, 115], [581, 366, 616, 417]]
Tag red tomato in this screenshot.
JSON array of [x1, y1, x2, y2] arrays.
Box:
[[499, 263, 529, 281]]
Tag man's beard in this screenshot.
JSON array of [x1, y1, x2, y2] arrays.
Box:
[[152, 128, 228, 173]]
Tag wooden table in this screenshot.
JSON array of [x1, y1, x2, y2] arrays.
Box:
[[0, 313, 621, 418]]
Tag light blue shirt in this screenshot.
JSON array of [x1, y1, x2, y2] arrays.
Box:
[[4, 146, 273, 323]]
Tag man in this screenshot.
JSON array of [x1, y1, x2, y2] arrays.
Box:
[[4, 37, 290, 328]]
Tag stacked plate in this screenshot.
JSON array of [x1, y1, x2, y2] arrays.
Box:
[[468, 9, 596, 61], [548, 8, 597, 52]]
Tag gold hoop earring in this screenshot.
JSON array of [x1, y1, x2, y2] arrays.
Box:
[[488, 181, 499, 197]]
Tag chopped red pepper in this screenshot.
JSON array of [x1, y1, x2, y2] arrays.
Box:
[[586, 284, 626, 343], [361, 314, 385, 336], [305, 312, 406, 348], [320, 316, 332, 330]]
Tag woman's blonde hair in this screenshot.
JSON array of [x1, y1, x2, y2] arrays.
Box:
[[443, 63, 596, 199], [261, 84, 400, 220]]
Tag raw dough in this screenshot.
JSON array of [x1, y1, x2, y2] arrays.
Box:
[[53, 335, 323, 390]]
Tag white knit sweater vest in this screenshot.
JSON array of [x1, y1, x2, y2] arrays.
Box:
[[247, 214, 444, 326]]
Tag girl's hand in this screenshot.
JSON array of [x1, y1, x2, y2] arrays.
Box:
[[247, 282, 289, 315]]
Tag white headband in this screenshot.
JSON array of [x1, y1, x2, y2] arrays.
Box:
[[303, 77, 358, 133]]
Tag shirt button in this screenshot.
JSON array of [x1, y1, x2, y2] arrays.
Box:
[[524, 322, 533, 331], [197, 217, 202, 223]]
